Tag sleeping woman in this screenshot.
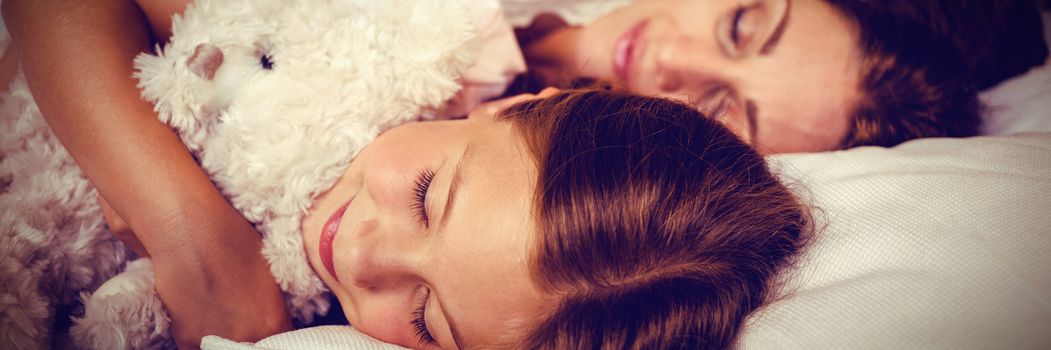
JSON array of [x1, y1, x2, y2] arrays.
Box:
[[511, 0, 1047, 153], [295, 87, 812, 348]]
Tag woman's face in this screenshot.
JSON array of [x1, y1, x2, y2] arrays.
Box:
[[301, 92, 558, 349], [572, 0, 862, 153]]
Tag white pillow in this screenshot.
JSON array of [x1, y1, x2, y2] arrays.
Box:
[[202, 326, 405, 350], [742, 133, 1051, 349]]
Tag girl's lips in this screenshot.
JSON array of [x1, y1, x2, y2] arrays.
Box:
[[613, 20, 649, 86], [320, 198, 353, 281]]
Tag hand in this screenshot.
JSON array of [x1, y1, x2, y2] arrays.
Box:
[[97, 194, 149, 257], [468, 87, 563, 119], [98, 194, 293, 348], [149, 212, 294, 349]]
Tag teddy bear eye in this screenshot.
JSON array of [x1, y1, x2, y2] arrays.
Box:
[[260, 54, 274, 70]]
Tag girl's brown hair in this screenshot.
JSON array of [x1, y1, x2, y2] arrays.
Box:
[[499, 90, 812, 349]]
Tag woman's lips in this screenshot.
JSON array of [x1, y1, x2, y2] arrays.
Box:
[[320, 198, 353, 281], [613, 20, 649, 85]]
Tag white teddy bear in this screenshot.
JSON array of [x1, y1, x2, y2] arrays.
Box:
[[0, 0, 480, 348]]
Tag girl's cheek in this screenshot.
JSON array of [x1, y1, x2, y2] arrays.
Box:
[[354, 126, 440, 219], [353, 305, 418, 347]]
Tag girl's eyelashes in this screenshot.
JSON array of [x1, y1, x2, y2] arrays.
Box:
[[409, 172, 439, 345], [411, 288, 437, 345], [412, 169, 436, 226]]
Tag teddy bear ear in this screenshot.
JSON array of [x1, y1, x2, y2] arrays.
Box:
[[186, 43, 224, 80]]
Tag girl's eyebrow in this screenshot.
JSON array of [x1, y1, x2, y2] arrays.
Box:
[[438, 143, 473, 231], [432, 143, 473, 349], [437, 296, 467, 348]]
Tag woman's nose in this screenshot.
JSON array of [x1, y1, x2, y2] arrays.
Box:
[[653, 37, 727, 94], [340, 219, 419, 289]]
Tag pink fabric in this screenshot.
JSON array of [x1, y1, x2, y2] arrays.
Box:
[[442, 0, 527, 117]]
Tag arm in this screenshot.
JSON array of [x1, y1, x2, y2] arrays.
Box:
[[2, 0, 291, 347]]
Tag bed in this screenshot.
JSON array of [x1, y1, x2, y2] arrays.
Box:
[[2, 2, 1048, 349]]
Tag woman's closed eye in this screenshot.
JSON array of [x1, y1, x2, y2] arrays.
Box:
[[411, 288, 437, 345], [412, 169, 436, 226], [720, 4, 758, 57], [720, 0, 789, 57], [731, 6, 753, 49]]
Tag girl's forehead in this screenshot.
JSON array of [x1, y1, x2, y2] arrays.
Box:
[[429, 121, 547, 347]]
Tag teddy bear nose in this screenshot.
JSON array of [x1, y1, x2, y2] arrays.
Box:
[[187, 43, 224, 80]]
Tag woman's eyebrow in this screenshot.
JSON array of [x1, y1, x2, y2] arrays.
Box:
[[745, 100, 760, 144], [438, 143, 473, 231], [759, 0, 792, 55]]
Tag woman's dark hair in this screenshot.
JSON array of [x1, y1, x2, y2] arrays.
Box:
[[828, 0, 1048, 148], [498, 90, 812, 349]]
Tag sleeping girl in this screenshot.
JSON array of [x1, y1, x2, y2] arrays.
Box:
[[292, 88, 813, 348]]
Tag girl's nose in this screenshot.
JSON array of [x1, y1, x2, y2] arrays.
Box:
[[340, 219, 417, 289]]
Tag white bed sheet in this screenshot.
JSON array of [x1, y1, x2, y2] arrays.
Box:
[[742, 133, 1051, 349]]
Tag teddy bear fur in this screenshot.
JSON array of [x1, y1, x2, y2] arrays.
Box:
[[0, 0, 478, 348]]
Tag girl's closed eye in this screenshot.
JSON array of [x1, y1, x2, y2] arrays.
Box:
[[412, 288, 437, 345], [412, 169, 436, 226]]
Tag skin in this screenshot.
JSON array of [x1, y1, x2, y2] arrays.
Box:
[[301, 91, 560, 349], [524, 0, 863, 153]]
